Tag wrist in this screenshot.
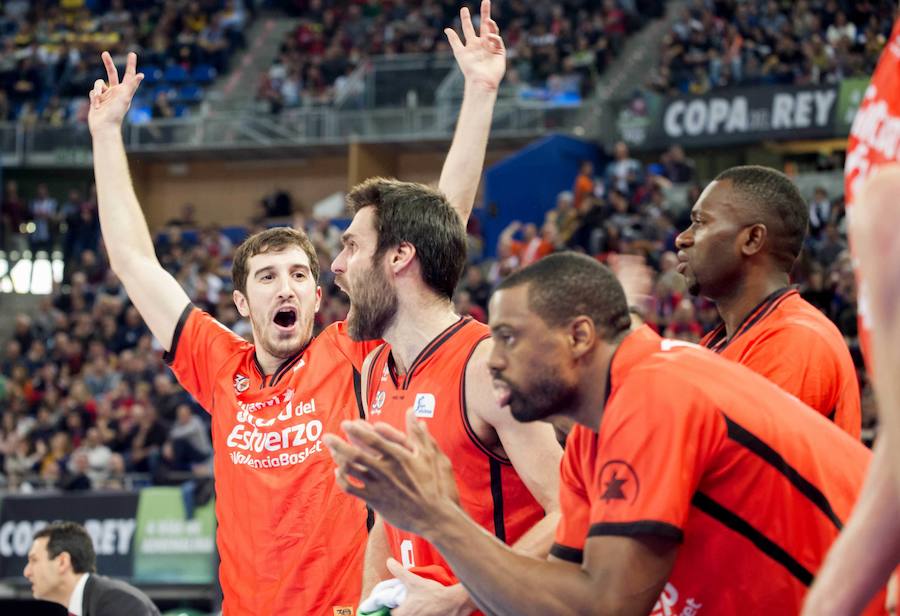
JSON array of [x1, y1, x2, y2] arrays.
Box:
[[463, 80, 500, 96], [447, 584, 477, 616], [91, 127, 124, 142], [420, 501, 468, 547]]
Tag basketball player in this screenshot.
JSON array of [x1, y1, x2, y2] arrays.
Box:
[[86, 2, 508, 610], [326, 253, 874, 615], [675, 165, 860, 436], [332, 178, 561, 615]]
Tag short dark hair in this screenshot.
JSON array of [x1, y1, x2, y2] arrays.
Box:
[[232, 227, 319, 296], [347, 177, 466, 299], [714, 165, 808, 271], [496, 252, 632, 341], [33, 521, 96, 574]]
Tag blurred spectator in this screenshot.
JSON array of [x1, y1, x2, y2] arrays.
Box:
[[573, 161, 595, 211], [808, 186, 832, 238], [605, 141, 642, 195]]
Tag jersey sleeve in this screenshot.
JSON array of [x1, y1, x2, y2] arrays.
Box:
[[586, 368, 718, 543], [164, 305, 249, 411], [551, 428, 592, 564], [319, 320, 382, 372]]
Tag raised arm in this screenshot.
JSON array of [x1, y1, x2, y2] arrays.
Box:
[[438, 0, 506, 223], [89, 52, 190, 351]]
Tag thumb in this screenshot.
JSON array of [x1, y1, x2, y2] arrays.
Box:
[[386, 557, 418, 583]]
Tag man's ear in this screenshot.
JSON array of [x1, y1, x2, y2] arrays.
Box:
[[314, 285, 322, 313], [233, 289, 250, 318], [568, 315, 597, 360], [55, 551, 72, 575], [740, 223, 767, 257], [389, 242, 417, 275]]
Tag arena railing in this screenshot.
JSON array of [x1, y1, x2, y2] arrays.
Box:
[[0, 100, 592, 165]]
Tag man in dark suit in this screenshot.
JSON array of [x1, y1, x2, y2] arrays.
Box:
[[24, 521, 160, 616]]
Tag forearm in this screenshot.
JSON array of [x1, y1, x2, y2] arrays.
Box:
[[362, 516, 392, 597], [438, 83, 499, 223], [91, 130, 158, 271], [804, 438, 900, 614], [428, 506, 595, 616], [444, 509, 562, 614]]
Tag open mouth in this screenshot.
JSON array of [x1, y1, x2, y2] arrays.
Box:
[[273, 307, 298, 330]]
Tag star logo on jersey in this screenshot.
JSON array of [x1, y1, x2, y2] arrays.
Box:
[[413, 393, 436, 418], [371, 390, 386, 416], [598, 460, 639, 504], [233, 373, 250, 394]]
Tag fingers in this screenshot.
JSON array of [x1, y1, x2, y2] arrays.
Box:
[[385, 557, 410, 579], [125, 51, 138, 79], [460, 6, 477, 43], [487, 18, 499, 36], [405, 408, 434, 451], [487, 33, 504, 52], [444, 27, 464, 54], [480, 0, 491, 36], [90, 79, 106, 109], [101, 51, 119, 87], [323, 432, 382, 473], [372, 421, 414, 450], [342, 420, 411, 460]]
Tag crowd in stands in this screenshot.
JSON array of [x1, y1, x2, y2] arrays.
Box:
[[648, 0, 896, 95], [0, 141, 873, 493], [259, 0, 663, 112], [0, 0, 250, 125]]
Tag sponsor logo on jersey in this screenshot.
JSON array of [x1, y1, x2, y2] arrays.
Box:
[[234, 373, 250, 393], [651, 583, 702, 616], [370, 390, 386, 416], [598, 460, 640, 504], [333, 608, 354, 616], [413, 393, 436, 418]]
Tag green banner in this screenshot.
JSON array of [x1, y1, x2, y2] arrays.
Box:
[[132, 486, 216, 584], [835, 77, 871, 134]]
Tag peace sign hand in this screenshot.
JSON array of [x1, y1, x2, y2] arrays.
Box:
[[445, 0, 506, 92], [88, 51, 145, 137]]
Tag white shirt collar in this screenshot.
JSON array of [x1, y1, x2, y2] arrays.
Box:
[[67, 573, 90, 616]]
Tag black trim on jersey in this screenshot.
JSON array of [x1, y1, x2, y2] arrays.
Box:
[[163, 303, 194, 365], [461, 335, 511, 465], [692, 491, 814, 586], [253, 355, 267, 389], [270, 347, 309, 387], [588, 521, 684, 542], [400, 317, 469, 390], [353, 368, 365, 420], [550, 543, 583, 564], [367, 345, 391, 408], [490, 458, 507, 543], [705, 287, 795, 352], [722, 413, 843, 530]]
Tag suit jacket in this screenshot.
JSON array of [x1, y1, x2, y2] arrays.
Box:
[[83, 574, 160, 616]]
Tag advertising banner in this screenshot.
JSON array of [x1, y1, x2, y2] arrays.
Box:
[[132, 486, 217, 584], [0, 492, 139, 578], [616, 84, 850, 149]]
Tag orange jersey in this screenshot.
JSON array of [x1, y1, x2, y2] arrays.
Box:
[[700, 287, 861, 438], [552, 326, 871, 615], [845, 20, 900, 369], [365, 318, 544, 594], [166, 306, 379, 615]]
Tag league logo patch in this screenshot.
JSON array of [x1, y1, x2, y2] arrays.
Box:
[[413, 393, 436, 418], [233, 373, 250, 394], [598, 459, 640, 504]]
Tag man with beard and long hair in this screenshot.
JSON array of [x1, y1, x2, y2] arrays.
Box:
[[324, 252, 877, 616], [86, 1, 508, 611], [329, 176, 561, 615], [674, 165, 861, 437]]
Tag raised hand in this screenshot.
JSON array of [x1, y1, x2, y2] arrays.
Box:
[[88, 51, 144, 136], [445, 0, 506, 91]]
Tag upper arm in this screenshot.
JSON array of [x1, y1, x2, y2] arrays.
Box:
[[114, 255, 191, 352], [581, 533, 678, 616], [467, 339, 562, 512]]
